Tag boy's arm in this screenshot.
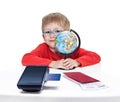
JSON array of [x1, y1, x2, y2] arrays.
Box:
[[75, 48, 101, 67], [21, 43, 53, 66], [21, 53, 52, 66]]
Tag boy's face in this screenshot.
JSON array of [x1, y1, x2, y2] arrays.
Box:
[[42, 23, 64, 51]]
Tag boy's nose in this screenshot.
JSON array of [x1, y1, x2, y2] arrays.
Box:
[[50, 33, 56, 37]]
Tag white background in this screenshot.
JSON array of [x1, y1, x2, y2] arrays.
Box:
[[0, 0, 120, 76]]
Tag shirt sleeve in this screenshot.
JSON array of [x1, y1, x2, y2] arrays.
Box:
[[21, 43, 53, 66], [21, 53, 52, 66], [75, 48, 101, 67]]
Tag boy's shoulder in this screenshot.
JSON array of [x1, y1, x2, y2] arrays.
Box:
[[34, 43, 49, 52], [37, 42, 49, 49], [40, 42, 47, 46]]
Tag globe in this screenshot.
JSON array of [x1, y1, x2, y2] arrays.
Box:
[[55, 29, 81, 58]]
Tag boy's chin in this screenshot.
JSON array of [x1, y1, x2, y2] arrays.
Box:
[[49, 45, 55, 49], [49, 44, 55, 48]]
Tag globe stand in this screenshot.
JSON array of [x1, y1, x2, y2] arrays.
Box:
[[64, 54, 67, 59]]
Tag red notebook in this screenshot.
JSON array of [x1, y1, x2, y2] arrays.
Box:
[[64, 72, 99, 83]]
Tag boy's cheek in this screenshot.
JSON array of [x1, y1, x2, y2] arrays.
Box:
[[43, 36, 49, 42], [42, 35, 45, 40]]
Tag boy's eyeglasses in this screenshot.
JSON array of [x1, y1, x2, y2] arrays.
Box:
[[42, 30, 63, 36]]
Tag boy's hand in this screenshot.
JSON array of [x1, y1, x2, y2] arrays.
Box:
[[49, 58, 80, 70], [63, 58, 80, 69], [49, 59, 66, 69]]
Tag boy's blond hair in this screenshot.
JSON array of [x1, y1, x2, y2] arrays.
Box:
[[42, 12, 70, 31]]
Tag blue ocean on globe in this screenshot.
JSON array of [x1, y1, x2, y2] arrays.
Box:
[[55, 31, 78, 54]]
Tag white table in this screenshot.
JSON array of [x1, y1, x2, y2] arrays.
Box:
[[0, 63, 120, 102]]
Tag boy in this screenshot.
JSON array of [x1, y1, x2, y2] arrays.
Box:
[[22, 12, 101, 70]]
